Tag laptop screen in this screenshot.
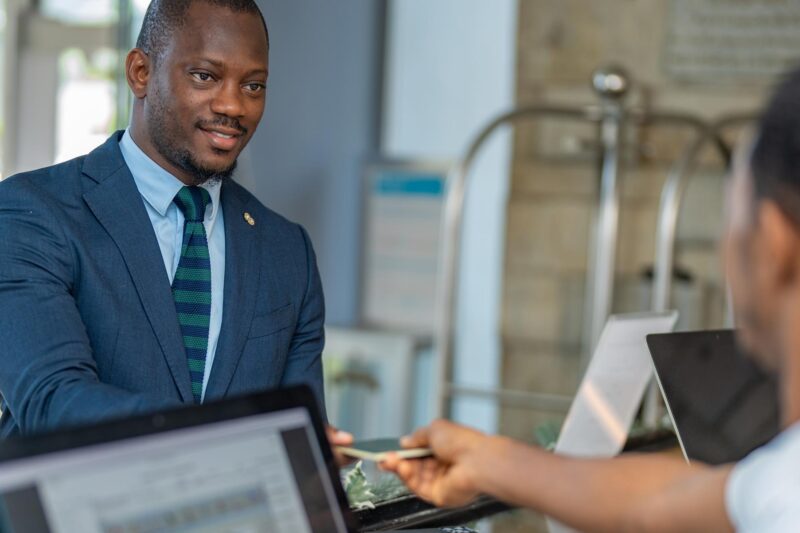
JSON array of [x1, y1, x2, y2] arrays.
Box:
[[647, 329, 780, 465], [0, 396, 349, 533]]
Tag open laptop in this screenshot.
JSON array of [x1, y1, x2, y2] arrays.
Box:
[[647, 329, 780, 464], [0, 386, 362, 533], [554, 311, 679, 458]]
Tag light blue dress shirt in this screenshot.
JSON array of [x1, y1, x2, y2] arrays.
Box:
[[119, 130, 225, 402]]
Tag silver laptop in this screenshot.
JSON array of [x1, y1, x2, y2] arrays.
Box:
[[555, 311, 679, 458]]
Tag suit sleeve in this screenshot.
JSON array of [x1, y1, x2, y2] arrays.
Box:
[[0, 180, 178, 435], [279, 224, 327, 420]]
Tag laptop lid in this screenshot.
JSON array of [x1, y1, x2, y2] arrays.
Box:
[[647, 329, 780, 465], [555, 311, 679, 458], [0, 385, 358, 533]]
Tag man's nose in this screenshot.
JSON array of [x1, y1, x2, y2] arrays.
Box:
[[210, 81, 245, 118]]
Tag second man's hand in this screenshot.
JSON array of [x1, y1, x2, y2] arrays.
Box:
[[380, 419, 499, 507]]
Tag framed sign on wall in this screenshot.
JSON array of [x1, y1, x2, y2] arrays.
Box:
[[360, 161, 450, 334]]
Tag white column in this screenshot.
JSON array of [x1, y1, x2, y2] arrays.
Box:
[[382, 0, 518, 432]]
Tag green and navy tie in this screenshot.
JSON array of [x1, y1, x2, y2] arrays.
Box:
[[172, 186, 212, 404]]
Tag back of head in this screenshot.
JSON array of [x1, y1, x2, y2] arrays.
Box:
[[750, 68, 800, 222], [135, 0, 269, 64]]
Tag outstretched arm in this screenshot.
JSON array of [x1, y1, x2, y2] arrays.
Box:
[[0, 180, 177, 435], [381, 420, 734, 533]]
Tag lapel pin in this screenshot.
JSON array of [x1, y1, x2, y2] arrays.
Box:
[[243, 212, 255, 226]]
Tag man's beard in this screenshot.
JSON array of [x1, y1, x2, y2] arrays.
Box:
[[147, 99, 239, 186], [155, 138, 237, 186]]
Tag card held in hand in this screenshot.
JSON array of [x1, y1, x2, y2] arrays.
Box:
[[336, 438, 433, 462]]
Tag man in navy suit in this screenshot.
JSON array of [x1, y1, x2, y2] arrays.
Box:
[[0, 0, 348, 448]]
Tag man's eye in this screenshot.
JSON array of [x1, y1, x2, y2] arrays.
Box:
[[192, 72, 212, 82], [246, 83, 265, 93]]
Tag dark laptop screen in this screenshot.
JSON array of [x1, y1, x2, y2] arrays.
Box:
[[647, 330, 780, 465]]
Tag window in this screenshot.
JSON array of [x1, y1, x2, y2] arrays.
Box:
[[131, 0, 152, 41], [2, 0, 153, 175], [40, 0, 117, 26], [54, 48, 118, 163]]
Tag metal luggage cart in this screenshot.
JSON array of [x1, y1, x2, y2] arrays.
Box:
[[434, 65, 750, 427]]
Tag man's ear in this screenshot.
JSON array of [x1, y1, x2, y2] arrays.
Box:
[[125, 48, 151, 99], [758, 200, 800, 287]]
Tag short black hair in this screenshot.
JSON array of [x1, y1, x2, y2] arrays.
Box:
[[135, 0, 269, 64], [750, 68, 800, 220]]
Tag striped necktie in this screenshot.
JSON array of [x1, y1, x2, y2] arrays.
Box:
[[172, 186, 212, 404]]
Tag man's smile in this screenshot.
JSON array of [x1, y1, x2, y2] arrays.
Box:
[[198, 125, 243, 151]]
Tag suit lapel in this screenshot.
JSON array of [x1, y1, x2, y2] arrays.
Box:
[[81, 134, 193, 403], [205, 182, 261, 399]]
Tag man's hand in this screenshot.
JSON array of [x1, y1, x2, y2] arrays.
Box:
[[325, 425, 354, 467], [380, 419, 495, 507], [383, 420, 734, 533]]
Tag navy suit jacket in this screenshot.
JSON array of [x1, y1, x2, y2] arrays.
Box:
[[0, 132, 326, 437]]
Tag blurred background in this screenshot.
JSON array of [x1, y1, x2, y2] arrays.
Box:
[[1, 0, 796, 529]]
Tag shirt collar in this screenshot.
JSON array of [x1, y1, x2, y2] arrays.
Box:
[[119, 129, 221, 221]]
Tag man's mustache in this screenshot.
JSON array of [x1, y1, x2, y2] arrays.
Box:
[[196, 117, 247, 136]]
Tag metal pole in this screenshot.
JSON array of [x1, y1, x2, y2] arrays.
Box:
[[583, 66, 630, 364], [445, 384, 573, 413], [651, 115, 751, 316]]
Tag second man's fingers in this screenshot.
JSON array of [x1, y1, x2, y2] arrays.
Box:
[[395, 457, 423, 484], [379, 452, 400, 472], [400, 425, 431, 449]]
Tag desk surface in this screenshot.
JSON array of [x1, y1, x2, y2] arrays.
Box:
[[353, 429, 679, 532]]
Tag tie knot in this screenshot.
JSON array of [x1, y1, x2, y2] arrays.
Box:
[[173, 186, 211, 222]]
